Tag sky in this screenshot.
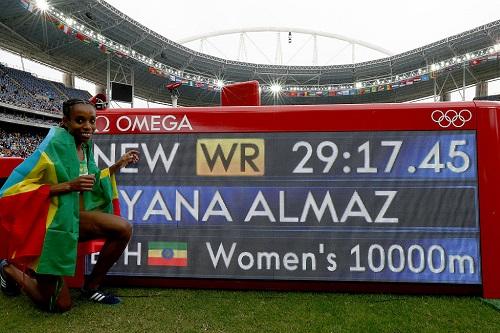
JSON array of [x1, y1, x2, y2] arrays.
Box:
[[105, 0, 500, 65]]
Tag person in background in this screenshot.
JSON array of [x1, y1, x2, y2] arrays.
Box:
[[0, 99, 139, 312]]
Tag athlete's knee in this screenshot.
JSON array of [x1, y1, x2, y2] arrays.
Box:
[[42, 301, 72, 313], [39, 291, 72, 313], [35, 275, 72, 313], [116, 218, 133, 241], [54, 297, 73, 313]]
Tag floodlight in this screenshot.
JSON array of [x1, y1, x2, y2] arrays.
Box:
[[216, 80, 225, 88], [270, 84, 282, 93], [36, 0, 49, 11]]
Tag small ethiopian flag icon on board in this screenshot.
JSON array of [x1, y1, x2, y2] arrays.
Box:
[[148, 242, 188, 267]]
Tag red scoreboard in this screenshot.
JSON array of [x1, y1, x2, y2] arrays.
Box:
[[86, 101, 500, 297], [3, 101, 500, 298]]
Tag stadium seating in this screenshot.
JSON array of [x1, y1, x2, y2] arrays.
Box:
[[0, 64, 91, 115], [0, 126, 46, 158], [0, 64, 91, 157]]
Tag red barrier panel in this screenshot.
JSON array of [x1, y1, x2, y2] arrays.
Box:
[[221, 80, 260, 106], [476, 101, 500, 298], [3, 100, 500, 297]]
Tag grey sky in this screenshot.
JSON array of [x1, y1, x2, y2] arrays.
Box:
[[105, 0, 499, 64]]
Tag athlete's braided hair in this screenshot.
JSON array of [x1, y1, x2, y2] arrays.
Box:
[[61, 99, 94, 128], [62, 99, 94, 118]]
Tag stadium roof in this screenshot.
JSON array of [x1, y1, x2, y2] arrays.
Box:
[[0, 0, 499, 106]]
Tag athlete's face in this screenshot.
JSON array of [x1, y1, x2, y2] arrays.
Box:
[[63, 103, 96, 144]]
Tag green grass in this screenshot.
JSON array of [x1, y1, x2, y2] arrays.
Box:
[[1, 288, 499, 333]]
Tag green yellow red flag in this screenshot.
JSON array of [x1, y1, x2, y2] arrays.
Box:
[[0, 127, 119, 276]]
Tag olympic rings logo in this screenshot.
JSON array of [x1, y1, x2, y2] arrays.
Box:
[[431, 109, 472, 128]]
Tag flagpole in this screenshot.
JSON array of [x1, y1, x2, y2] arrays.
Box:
[[131, 69, 134, 108], [462, 61, 466, 101], [106, 54, 111, 105], [433, 74, 437, 102]]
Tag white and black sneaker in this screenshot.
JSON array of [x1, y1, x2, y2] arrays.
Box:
[[81, 288, 121, 305], [0, 259, 20, 297]]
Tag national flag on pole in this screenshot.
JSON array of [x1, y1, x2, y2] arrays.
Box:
[[148, 66, 160, 75], [148, 242, 188, 266], [487, 53, 498, 61], [45, 15, 59, 23], [470, 58, 482, 66], [75, 32, 89, 43], [115, 51, 127, 58], [57, 23, 72, 35], [20, 0, 34, 12], [0, 127, 119, 276], [98, 43, 109, 54]]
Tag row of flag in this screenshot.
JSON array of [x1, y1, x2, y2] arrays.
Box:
[[158, 51, 496, 97], [469, 54, 499, 66], [155, 71, 434, 96], [149, 68, 222, 92], [283, 74, 433, 97], [46, 16, 130, 58]]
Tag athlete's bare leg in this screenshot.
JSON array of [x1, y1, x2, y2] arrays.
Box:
[[78, 211, 132, 290], [3, 264, 72, 312]]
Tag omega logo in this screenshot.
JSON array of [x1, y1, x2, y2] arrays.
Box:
[[95, 114, 193, 133]]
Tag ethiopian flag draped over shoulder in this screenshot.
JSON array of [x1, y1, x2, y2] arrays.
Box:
[[0, 127, 119, 276]]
